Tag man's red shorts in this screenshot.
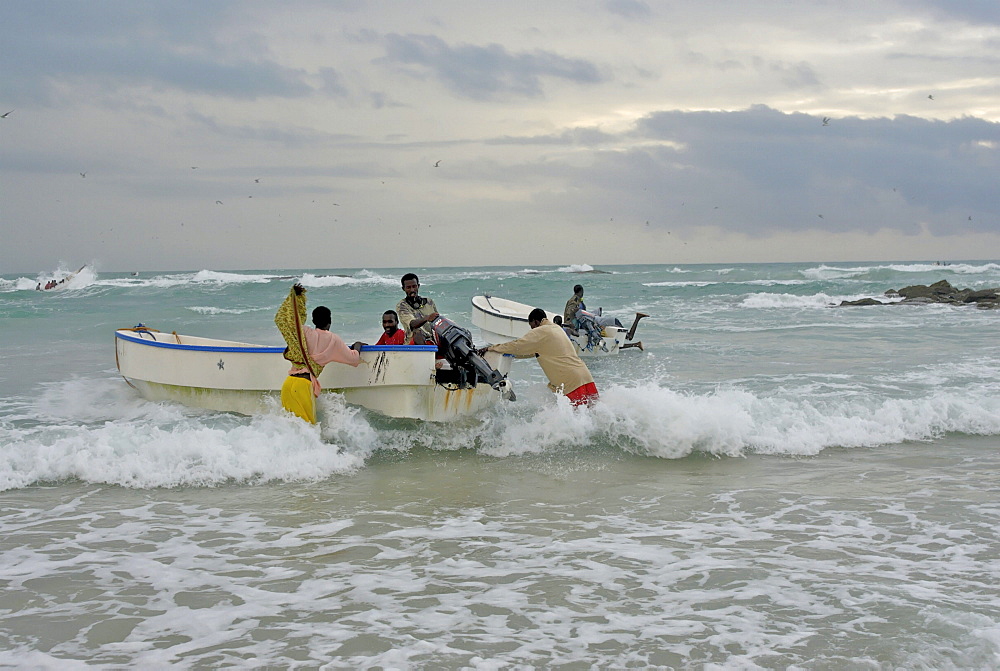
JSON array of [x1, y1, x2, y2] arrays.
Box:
[[566, 382, 599, 407]]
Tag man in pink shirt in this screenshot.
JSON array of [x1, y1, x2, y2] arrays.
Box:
[[275, 284, 362, 423]]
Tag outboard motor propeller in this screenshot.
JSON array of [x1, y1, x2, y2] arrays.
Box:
[[430, 316, 511, 395]]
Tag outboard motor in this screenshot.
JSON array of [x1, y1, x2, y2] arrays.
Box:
[[430, 316, 510, 394]]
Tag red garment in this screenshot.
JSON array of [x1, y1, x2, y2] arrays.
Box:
[[566, 382, 599, 407], [376, 328, 406, 346]]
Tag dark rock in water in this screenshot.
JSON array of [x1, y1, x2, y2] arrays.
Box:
[[839, 298, 884, 306], [576, 269, 611, 274], [897, 279, 956, 300], [842, 280, 1000, 309], [964, 289, 999, 303]]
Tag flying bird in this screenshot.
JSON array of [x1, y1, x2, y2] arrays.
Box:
[[79, 172, 86, 178], [434, 160, 441, 167], [191, 166, 198, 169], [215, 200, 223, 205], [928, 94, 934, 100], [822, 117, 830, 126], [0, 110, 12, 119], [254, 178, 260, 183]]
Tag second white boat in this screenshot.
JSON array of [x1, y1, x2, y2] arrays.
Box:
[[471, 295, 643, 357]]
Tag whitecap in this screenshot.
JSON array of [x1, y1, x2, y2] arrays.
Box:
[[299, 272, 397, 288], [187, 306, 270, 315], [643, 281, 718, 287], [0, 379, 371, 491]]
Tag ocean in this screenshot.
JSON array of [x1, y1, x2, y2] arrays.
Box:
[[1, 261, 999, 669]]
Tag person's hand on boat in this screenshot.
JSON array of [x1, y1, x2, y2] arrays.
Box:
[[293, 283, 305, 295], [350, 341, 365, 352]]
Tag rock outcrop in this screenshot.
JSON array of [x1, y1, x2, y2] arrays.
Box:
[[838, 280, 999, 309]]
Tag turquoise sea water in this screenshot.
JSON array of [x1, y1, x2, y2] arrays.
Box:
[[1, 261, 999, 668]]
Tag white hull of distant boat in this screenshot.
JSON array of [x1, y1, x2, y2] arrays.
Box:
[[115, 328, 513, 422], [38, 265, 87, 291], [471, 295, 631, 357]]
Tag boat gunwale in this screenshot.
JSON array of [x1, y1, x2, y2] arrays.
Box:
[[114, 330, 439, 354], [471, 296, 532, 323]]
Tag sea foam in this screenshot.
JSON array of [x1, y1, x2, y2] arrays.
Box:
[[2, 372, 999, 491]]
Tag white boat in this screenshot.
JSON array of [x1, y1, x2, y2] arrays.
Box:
[[38, 265, 86, 291], [115, 326, 513, 422], [471, 295, 641, 357]]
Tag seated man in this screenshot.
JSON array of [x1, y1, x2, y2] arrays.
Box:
[[396, 273, 440, 344], [376, 310, 406, 345], [552, 315, 577, 339]]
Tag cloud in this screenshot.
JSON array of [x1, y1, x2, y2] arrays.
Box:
[[918, 0, 1000, 24], [380, 33, 603, 100], [482, 106, 1000, 237], [3, 1, 1000, 272], [0, 2, 313, 103], [604, 0, 652, 20]]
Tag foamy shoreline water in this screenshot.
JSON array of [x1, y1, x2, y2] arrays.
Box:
[[1, 438, 998, 668], [2, 261, 999, 666]]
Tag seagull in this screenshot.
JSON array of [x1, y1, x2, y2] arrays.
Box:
[[191, 166, 198, 169], [0, 110, 12, 119], [254, 178, 260, 183], [928, 94, 934, 100], [822, 117, 830, 126], [79, 172, 86, 178], [818, 214, 824, 218], [215, 200, 223, 205], [434, 160, 441, 167], [968, 216, 972, 221]]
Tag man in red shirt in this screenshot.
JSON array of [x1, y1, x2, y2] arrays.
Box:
[[375, 310, 406, 346]]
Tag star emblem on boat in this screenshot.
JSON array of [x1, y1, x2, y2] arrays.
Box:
[[217, 359, 225, 370]]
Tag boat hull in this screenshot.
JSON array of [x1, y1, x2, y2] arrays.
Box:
[[471, 295, 625, 357], [115, 329, 512, 422]]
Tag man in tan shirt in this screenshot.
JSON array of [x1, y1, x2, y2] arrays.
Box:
[[396, 272, 440, 344], [484, 308, 599, 406]]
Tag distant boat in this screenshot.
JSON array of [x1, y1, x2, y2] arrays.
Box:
[[115, 323, 514, 422], [472, 295, 637, 357], [37, 265, 86, 291]]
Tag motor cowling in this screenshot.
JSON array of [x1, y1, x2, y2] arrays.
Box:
[[430, 316, 508, 391]]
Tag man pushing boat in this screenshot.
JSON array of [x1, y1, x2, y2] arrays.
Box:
[[481, 308, 599, 407], [274, 283, 362, 423]]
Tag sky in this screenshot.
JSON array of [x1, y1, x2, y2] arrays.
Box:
[[2, 0, 999, 273]]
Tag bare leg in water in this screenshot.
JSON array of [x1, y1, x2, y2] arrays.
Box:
[[626, 312, 648, 341]]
